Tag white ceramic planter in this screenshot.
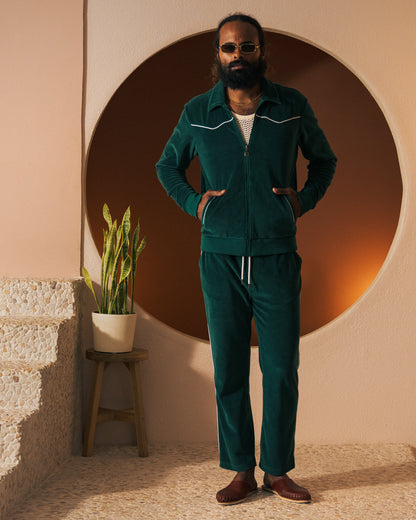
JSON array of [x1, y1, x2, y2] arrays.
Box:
[[92, 312, 137, 353]]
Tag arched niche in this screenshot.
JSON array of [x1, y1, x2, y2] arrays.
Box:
[[85, 30, 402, 341]]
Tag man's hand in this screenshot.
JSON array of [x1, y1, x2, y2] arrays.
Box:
[[197, 190, 226, 220], [273, 187, 302, 218]]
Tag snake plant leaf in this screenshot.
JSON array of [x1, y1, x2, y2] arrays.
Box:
[[120, 255, 132, 283], [132, 220, 139, 249], [103, 203, 112, 229], [131, 224, 139, 276], [131, 236, 146, 290], [82, 267, 101, 312], [116, 283, 125, 314], [101, 220, 117, 311], [116, 224, 122, 248], [137, 236, 146, 256], [108, 254, 131, 314], [100, 229, 108, 293], [109, 236, 125, 307], [120, 255, 131, 314], [122, 206, 131, 234], [121, 207, 131, 261], [130, 221, 146, 313]]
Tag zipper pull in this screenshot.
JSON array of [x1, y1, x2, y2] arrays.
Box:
[[244, 144, 249, 157]]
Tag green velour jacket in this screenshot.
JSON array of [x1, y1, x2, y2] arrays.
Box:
[[156, 78, 337, 256]]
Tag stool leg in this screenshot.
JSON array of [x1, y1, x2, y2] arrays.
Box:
[[128, 361, 148, 457], [83, 360, 105, 456]]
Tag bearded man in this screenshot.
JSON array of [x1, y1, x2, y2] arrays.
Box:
[[156, 13, 337, 506]]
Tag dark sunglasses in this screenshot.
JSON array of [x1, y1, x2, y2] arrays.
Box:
[[219, 42, 261, 54]]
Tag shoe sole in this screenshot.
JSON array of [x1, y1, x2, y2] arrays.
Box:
[[217, 488, 258, 506], [262, 485, 311, 503]]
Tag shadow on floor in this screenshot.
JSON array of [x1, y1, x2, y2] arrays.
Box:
[[298, 445, 416, 503]]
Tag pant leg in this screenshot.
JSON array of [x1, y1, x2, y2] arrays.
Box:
[[199, 252, 256, 471], [251, 253, 302, 476]]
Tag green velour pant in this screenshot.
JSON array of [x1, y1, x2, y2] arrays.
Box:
[[199, 252, 301, 476]]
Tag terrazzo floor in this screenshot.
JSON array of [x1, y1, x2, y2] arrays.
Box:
[[6, 443, 416, 520]]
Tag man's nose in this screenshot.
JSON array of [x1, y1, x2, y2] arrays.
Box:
[[233, 46, 242, 59]]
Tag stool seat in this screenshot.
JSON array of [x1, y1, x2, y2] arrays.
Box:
[[86, 348, 149, 363], [83, 347, 149, 457]]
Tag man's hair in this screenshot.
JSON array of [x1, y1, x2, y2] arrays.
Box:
[[215, 13, 265, 50]]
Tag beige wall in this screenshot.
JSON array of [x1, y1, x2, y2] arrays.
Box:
[[0, 0, 83, 278], [3, 0, 413, 451], [84, 0, 416, 445]]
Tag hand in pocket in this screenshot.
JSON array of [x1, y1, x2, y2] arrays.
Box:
[[197, 190, 226, 220], [273, 187, 302, 218]]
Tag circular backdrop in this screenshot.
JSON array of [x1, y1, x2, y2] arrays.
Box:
[[86, 31, 402, 341]]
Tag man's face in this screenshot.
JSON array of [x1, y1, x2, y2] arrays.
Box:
[[217, 20, 266, 89]]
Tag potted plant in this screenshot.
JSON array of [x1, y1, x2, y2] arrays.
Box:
[[83, 203, 146, 352]]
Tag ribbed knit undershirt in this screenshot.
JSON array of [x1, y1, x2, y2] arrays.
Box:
[[232, 111, 255, 144]]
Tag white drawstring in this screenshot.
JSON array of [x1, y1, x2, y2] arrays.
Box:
[[240, 256, 252, 286], [241, 256, 245, 284]]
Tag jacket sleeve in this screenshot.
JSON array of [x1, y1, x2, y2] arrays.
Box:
[[297, 99, 337, 215], [156, 106, 202, 218]]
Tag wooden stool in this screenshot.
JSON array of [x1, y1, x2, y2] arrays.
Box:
[[83, 347, 149, 457]]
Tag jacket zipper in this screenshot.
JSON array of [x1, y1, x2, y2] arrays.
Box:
[[228, 105, 262, 253], [244, 113, 258, 252], [243, 141, 250, 252], [241, 122, 256, 252]]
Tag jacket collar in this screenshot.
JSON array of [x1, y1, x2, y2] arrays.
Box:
[[208, 77, 282, 111]]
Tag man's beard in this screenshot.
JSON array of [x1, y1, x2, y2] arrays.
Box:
[[217, 57, 266, 89]]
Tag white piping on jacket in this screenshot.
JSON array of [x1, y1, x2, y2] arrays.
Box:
[[190, 117, 234, 131], [255, 115, 301, 125], [191, 115, 300, 131]]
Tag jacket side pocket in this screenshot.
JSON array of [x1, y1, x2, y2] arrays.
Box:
[[201, 197, 216, 226], [283, 195, 297, 222]]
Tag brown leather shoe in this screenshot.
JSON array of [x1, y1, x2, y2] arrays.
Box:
[[262, 474, 311, 503], [216, 480, 258, 505]]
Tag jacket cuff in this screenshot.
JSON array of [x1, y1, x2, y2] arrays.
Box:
[[297, 190, 312, 215], [185, 193, 203, 218]]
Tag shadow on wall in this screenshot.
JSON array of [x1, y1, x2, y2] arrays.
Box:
[[81, 284, 217, 446], [85, 31, 402, 341]]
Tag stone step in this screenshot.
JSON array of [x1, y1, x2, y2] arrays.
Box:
[[0, 279, 81, 518], [0, 410, 28, 477], [0, 278, 82, 318], [0, 316, 64, 363], [0, 361, 47, 413]]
